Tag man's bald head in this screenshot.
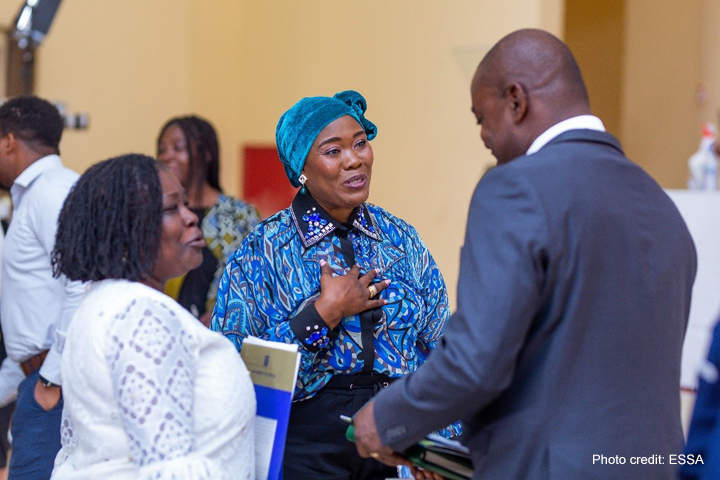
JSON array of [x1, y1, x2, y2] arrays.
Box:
[[470, 29, 591, 164], [474, 29, 589, 114]]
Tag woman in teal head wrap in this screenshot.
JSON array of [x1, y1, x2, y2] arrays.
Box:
[[275, 90, 378, 192], [212, 90, 458, 479]]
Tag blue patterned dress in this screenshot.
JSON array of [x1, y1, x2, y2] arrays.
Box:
[[212, 193, 452, 412]]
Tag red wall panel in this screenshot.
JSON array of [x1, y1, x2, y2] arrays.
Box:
[[242, 145, 297, 219]]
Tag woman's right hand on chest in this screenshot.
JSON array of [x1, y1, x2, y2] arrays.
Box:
[[313, 260, 390, 329]]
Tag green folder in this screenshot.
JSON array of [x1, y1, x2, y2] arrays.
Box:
[[345, 424, 473, 480]]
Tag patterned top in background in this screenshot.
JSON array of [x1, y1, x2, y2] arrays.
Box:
[[212, 193, 451, 402], [166, 194, 260, 316], [202, 194, 260, 310]]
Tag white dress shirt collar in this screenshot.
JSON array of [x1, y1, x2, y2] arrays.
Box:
[[526, 115, 606, 155]]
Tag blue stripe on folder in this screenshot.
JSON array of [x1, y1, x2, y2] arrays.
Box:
[[255, 384, 293, 480]]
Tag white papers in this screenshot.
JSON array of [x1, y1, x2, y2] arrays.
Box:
[[254, 416, 278, 480]]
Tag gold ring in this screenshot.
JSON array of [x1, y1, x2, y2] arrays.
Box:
[[368, 285, 378, 298], [370, 452, 380, 459]]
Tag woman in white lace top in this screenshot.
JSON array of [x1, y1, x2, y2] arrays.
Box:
[[50, 154, 255, 479]]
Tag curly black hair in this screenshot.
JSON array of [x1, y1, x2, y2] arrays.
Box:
[[157, 115, 222, 202], [52, 154, 163, 282], [0, 95, 63, 152]]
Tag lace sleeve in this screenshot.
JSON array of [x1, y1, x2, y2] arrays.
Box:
[[105, 296, 222, 479]]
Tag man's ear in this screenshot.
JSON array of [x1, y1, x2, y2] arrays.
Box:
[[0, 133, 16, 154], [506, 82, 528, 124]]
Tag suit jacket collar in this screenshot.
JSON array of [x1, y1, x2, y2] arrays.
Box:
[[542, 129, 625, 156], [527, 115, 605, 154]]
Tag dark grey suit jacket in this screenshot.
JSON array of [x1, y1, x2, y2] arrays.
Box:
[[373, 130, 697, 479]]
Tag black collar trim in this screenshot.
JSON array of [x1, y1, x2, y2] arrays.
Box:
[[290, 192, 381, 248]]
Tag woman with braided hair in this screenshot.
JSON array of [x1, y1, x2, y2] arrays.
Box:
[[51, 154, 255, 479], [157, 116, 260, 325]]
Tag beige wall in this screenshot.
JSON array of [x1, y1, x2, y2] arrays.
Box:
[[187, 0, 247, 194], [565, 1, 702, 189], [699, 0, 720, 129], [0, 1, 565, 304], [201, 1, 566, 303], [3, 0, 711, 307], [1, 0, 708, 298], [564, 0, 624, 137], [620, 1, 701, 188], [1, 1, 195, 174]]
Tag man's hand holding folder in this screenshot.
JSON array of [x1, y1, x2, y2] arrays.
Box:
[[345, 401, 406, 466], [347, 401, 468, 480]]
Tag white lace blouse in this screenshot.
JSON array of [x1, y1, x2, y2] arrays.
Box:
[[52, 280, 255, 479]]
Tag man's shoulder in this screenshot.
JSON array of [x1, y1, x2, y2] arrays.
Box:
[[39, 163, 79, 184], [14, 164, 79, 227], [33, 165, 80, 191], [28, 164, 78, 199], [534, 129, 624, 161], [488, 130, 629, 181]]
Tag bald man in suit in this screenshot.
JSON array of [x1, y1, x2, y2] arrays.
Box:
[[352, 29, 696, 479]]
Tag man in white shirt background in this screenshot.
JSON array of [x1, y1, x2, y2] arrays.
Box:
[[0, 222, 26, 477], [0, 96, 82, 479]]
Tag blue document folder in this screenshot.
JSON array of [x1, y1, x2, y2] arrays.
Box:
[[241, 336, 301, 480]]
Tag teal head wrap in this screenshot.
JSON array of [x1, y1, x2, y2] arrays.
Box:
[[275, 90, 378, 187]]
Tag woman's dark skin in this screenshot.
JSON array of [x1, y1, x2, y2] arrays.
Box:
[[302, 115, 390, 328], [300, 115, 442, 480], [315, 263, 389, 329], [290, 112, 441, 479]]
